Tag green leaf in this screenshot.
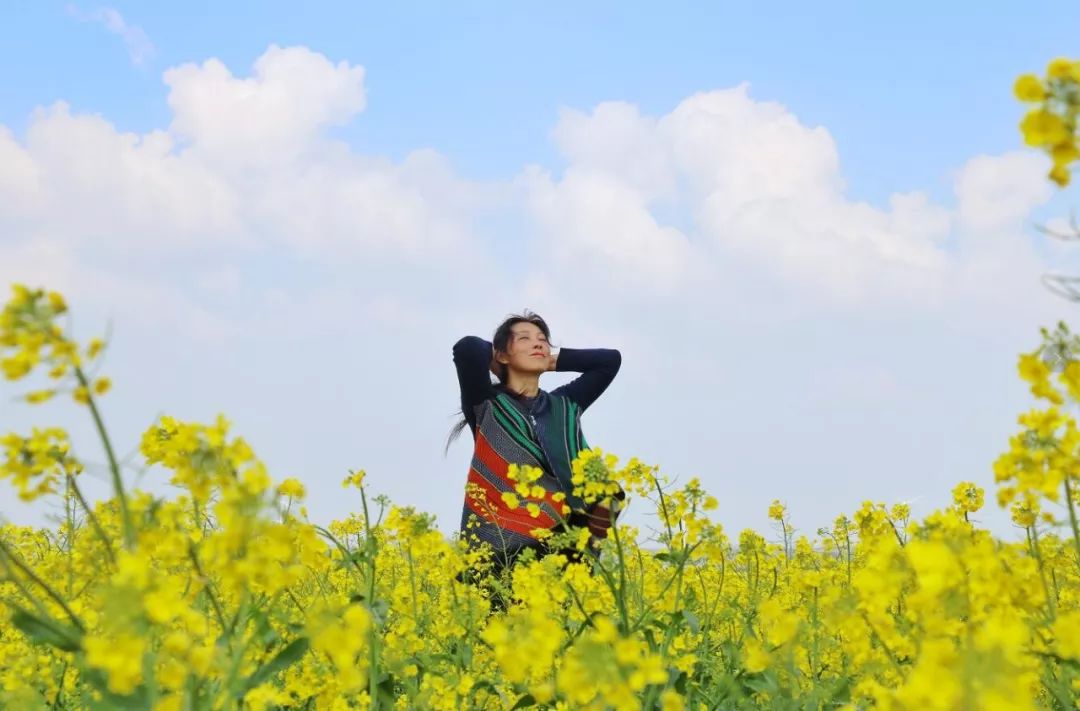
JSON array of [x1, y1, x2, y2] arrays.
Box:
[[368, 598, 390, 625], [376, 672, 397, 705], [682, 610, 701, 634], [240, 637, 310, 693], [468, 680, 498, 701], [9, 607, 82, 652], [510, 693, 537, 709], [742, 670, 781, 696]]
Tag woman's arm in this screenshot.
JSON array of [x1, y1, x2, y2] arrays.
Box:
[[549, 348, 622, 411], [453, 336, 497, 430]]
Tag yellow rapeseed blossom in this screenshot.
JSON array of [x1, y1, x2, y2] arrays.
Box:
[[83, 633, 146, 695], [342, 468, 367, 489], [1014, 74, 1045, 102], [277, 477, 307, 499], [93, 377, 111, 396], [1015, 59, 1080, 186], [0, 286, 1079, 709]]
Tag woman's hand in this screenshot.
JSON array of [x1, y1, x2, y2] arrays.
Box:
[[547, 351, 559, 372]]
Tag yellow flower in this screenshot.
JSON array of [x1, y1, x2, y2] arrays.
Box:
[[1047, 57, 1076, 79], [87, 337, 105, 359], [743, 639, 771, 673], [951, 481, 984, 513], [93, 377, 111, 395], [24, 389, 55, 404], [1052, 141, 1080, 167], [1020, 109, 1069, 148], [1013, 74, 1045, 102], [660, 689, 685, 711], [501, 491, 520, 509], [1018, 352, 1063, 404], [1049, 164, 1071, 187], [277, 478, 306, 499], [342, 469, 367, 489], [84, 633, 146, 695], [73, 385, 90, 404], [1010, 499, 1038, 527], [767, 500, 786, 521], [1053, 611, 1080, 659], [46, 291, 67, 314]]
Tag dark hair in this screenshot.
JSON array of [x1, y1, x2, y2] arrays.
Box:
[[444, 310, 552, 455]]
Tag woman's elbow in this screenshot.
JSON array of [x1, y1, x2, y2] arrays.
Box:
[[607, 349, 622, 373], [453, 335, 489, 360]]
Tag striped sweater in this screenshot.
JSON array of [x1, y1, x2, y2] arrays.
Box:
[[452, 336, 622, 567]]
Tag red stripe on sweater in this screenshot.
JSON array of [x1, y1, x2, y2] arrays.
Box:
[[474, 431, 509, 479], [464, 468, 558, 536], [475, 431, 571, 515]]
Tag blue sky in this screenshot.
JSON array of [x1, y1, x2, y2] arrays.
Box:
[[4, 1, 1077, 200], [2, 2, 1080, 541]]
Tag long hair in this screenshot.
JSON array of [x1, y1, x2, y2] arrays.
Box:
[[444, 310, 552, 455]]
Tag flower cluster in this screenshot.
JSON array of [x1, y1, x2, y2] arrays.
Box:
[[1015, 58, 1080, 186], [2, 286, 1080, 710]]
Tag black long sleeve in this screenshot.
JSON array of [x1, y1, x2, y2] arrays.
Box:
[[453, 336, 495, 432], [550, 347, 622, 411]]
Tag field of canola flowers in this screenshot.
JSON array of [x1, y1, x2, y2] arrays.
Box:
[[2, 60, 1080, 710]]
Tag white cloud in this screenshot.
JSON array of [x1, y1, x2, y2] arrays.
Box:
[[0, 45, 1068, 540], [521, 165, 700, 291], [0, 45, 494, 297], [0, 127, 42, 219], [67, 5, 155, 66], [164, 45, 366, 163], [15, 102, 243, 251], [954, 151, 1053, 234], [526, 85, 964, 305]]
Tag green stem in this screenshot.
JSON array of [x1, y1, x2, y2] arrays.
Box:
[[1028, 525, 1056, 621], [406, 547, 420, 623], [859, 611, 904, 674], [65, 473, 116, 565], [54, 659, 69, 707], [845, 531, 853, 587], [609, 510, 631, 633], [358, 484, 381, 711], [75, 367, 134, 548], [1064, 476, 1080, 575], [187, 544, 229, 634]]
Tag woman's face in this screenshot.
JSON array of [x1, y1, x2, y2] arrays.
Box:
[[498, 321, 550, 375]]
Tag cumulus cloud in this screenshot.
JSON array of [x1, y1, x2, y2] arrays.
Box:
[[164, 45, 367, 163], [12, 103, 242, 251], [0, 46, 495, 304], [0, 44, 1066, 538], [520, 83, 1058, 312], [954, 151, 1053, 235], [0, 48, 1054, 316]]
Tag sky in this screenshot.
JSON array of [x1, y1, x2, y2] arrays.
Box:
[[2, 1, 1080, 543]]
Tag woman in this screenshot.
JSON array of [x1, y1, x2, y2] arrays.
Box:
[[449, 311, 623, 573]]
